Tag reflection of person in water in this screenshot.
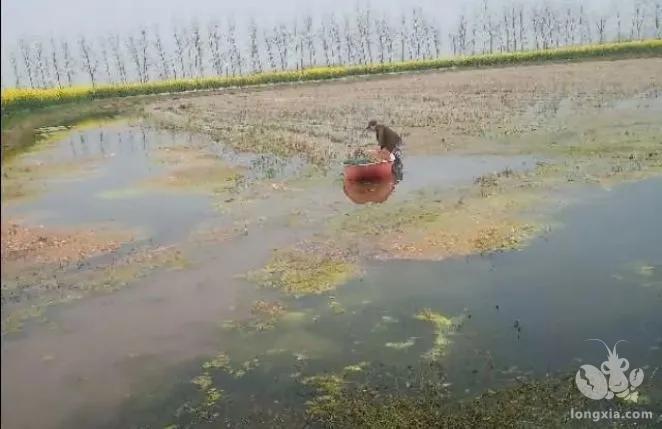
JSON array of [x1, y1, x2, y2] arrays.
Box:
[[365, 119, 404, 182]]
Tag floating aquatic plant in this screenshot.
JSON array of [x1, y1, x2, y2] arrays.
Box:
[[415, 309, 455, 361], [302, 374, 346, 398], [328, 300, 346, 314], [202, 353, 230, 370], [343, 361, 370, 373], [191, 374, 213, 391], [385, 337, 417, 350]]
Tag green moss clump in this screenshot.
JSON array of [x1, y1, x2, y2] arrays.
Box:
[[245, 249, 358, 295]]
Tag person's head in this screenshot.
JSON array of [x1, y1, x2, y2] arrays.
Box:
[[365, 119, 378, 131]]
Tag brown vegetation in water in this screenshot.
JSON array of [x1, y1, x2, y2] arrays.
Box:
[[1, 220, 133, 266]]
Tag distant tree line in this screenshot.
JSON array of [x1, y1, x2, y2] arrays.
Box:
[[4, 0, 662, 89]]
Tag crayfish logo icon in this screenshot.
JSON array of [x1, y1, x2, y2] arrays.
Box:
[[575, 339, 644, 402]]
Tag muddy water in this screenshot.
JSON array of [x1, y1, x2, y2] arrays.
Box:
[[0, 227, 299, 429], [393, 154, 534, 195], [344, 178, 662, 392], [1, 122, 547, 429], [2, 121, 533, 231], [2, 123, 309, 245], [30, 179, 662, 428], [61, 178, 660, 429], [3, 121, 660, 428], [100, 179, 661, 428]]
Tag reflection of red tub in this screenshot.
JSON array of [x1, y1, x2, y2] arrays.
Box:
[[343, 161, 394, 182], [343, 178, 395, 204]]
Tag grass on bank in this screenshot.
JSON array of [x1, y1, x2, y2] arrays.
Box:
[[2, 40, 661, 114]]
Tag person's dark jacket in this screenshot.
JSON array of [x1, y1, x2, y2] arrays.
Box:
[[374, 124, 402, 153]]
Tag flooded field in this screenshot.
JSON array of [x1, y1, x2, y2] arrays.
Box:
[[2, 59, 662, 428], [97, 178, 662, 428]]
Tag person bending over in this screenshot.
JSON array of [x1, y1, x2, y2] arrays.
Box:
[[365, 119, 402, 161]]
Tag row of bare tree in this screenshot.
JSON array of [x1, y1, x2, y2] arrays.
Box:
[[5, 1, 662, 89]]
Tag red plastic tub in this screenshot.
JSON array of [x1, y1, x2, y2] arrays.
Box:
[[343, 160, 394, 182]]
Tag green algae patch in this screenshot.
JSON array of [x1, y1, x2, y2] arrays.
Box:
[[329, 199, 440, 237], [189, 372, 224, 420], [632, 262, 657, 278], [343, 361, 370, 373], [385, 337, 417, 350], [191, 373, 214, 391], [185, 351, 262, 421], [221, 300, 287, 333], [302, 374, 346, 395], [202, 353, 231, 371], [85, 246, 189, 291], [414, 309, 456, 361], [199, 351, 260, 378], [245, 249, 358, 295], [328, 299, 346, 314], [187, 350, 268, 419], [328, 180, 544, 261], [302, 374, 347, 415]]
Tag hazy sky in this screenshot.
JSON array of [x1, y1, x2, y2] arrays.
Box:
[[1, 0, 621, 45], [2, 0, 462, 42]]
